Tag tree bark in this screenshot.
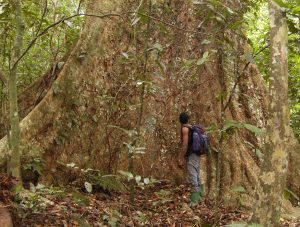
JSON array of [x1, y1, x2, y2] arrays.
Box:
[[0, 0, 298, 203], [0, 56, 67, 139], [0, 70, 7, 85], [251, 1, 289, 225], [8, 0, 24, 180], [0, 207, 13, 227]]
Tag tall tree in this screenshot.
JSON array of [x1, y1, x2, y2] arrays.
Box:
[[251, 0, 289, 225], [0, 0, 299, 203], [8, 0, 24, 180]]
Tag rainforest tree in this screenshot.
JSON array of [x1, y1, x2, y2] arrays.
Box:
[[0, 0, 299, 212], [251, 0, 289, 225], [8, 0, 23, 180]]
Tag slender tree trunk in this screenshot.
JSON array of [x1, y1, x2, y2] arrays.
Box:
[[8, 0, 23, 180], [216, 42, 226, 201], [251, 0, 289, 225]]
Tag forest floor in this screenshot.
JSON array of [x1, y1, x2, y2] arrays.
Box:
[[1, 173, 300, 226]]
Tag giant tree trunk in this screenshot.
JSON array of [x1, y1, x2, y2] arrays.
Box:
[[0, 0, 299, 201], [0, 55, 67, 139], [251, 1, 289, 224]]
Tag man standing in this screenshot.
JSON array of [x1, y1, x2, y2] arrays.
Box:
[[178, 112, 204, 206]]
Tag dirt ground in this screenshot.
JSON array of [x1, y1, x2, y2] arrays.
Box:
[[1, 173, 299, 226]]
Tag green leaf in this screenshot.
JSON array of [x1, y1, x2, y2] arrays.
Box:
[[118, 170, 134, 181], [192, 1, 202, 4], [224, 120, 263, 136], [254, 149, 264, 159], [131, 17, 140, 26], [183, 59, 196, 67], [92, 115, 98, 123], [52, 82, 61, 95], [133, 146, 146, 154], [243, 52, 255, 64], [153, 43, 163, 52], [134, 211, 147, 222], [216, 91, 228, 101], [243, 123, 263, 135], [225, 223, 247, 227], [291, 6, 300, 14], [35, 183, 45, 190], [121, 52, 129, 59], [283, 188, 299, 200], [63, 20, 73, 28], [229, 21, 243, 29], [225, 6, 234, 14], [135, 175, 141, 183], [108, 217, 118, 227], [196, 51, 209, 65], [102, 214, 109, 221], [30, 183, 36, 192], [287, 19, 298, 33], [84, 182, 93, 193], [155, 59, 167, 73], [215, 16, 224, 23], [273, 0, 288, 8], [232, 186, 246, 193], [72, 191, 90, 206], [143, 178, 150, 184], [105, 210, 121, 227], [155, 189, 171, 199], [224, 120, 243, 130], [108, 125, 135, 137], [66, 162, 76, 168], [201, 39, 211, 45], [139, 13, 148, 24]]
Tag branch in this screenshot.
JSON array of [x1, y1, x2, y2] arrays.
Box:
[[35, 0, 48, 37], [77, 0, 84, 14], [12, 13, 124, 69], [12, 10, 210, 69], [223, 44, 270, 111]]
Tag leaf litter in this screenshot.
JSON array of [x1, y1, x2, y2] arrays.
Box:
[[0, 173, 299, 226]]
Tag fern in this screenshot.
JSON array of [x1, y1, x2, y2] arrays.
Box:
[[86, 171, 125, 193]]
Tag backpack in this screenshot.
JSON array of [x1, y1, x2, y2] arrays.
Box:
[[189, 124, 209, 156]]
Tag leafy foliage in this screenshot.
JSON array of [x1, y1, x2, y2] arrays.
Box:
[[84, 170, 125, 193], [23, 157, 43, 175], [61, 161, 126, 193], [0, 0, 84, 89], [223, 120, 263, 136], [118, 170, 155, 189], [102, 209, 122, 227], [15, 184, 64, 216], [244, 2, 300, 141]]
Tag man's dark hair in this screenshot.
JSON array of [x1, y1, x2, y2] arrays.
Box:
[[179, 112, 189, 124]]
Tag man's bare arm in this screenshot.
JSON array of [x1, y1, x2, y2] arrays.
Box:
[[178, 127, 189, 167]]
